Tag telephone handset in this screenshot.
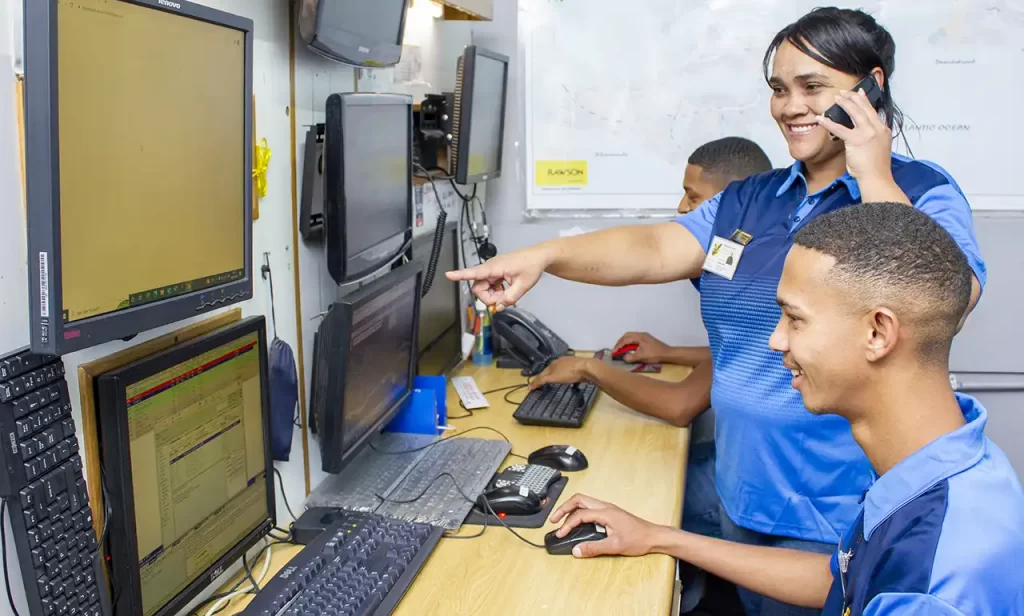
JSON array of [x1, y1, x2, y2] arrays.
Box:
[[492, 307, 570, 375]]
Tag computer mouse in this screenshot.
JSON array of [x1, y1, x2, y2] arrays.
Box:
[[528, 444, 589, 472], [479, 485, 542, 516], [544, 523, 608, 555], [611, 343, 638, 360]]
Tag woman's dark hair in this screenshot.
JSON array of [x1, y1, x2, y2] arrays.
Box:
[[763, 7, 908, 145]]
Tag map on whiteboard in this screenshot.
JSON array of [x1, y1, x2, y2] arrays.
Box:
[[523, 0, 1024, 211]]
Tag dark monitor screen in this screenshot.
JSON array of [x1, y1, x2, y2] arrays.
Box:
[[311, 264, 421, 473], [344, 104, 412, 260], [452, 46, 509, 184], [25, 0, 254, 354], [342, 273, 418, 450], [96, 317, 274, 616], [324, 93, 413, 284], [466, 54, 508, 177]]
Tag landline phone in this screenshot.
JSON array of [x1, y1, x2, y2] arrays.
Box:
[[492, 307, 571, 375]]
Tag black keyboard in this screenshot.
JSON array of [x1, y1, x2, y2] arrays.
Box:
[[513, 382, 599, 428], [242, 511, 443, 616], [0, 347, 112, 616]]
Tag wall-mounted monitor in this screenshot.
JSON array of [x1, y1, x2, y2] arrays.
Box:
[[24, 0, 254, 354], [323, 93, 413, 285], [310, 264, 421, 473], [297, 0, 411, 67], [450, 45, 510, 185]]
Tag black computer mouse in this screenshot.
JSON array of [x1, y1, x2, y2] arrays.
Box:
[[544, 523, 608, 555], [528, 444, 589, 472], [479, 485, 542, 516]]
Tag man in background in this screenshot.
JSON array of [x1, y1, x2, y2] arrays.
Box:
[[532, 136, 772, 540]]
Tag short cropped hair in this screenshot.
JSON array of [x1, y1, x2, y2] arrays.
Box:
[[687, 137, 772, 183], [793, 202, 972, 362]]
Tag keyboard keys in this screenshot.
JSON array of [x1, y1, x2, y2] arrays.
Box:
[[241, 512, 441, 616], [1, 350, 117, 615], [513, 382, 598, 428], [1, 356, 21, 380]]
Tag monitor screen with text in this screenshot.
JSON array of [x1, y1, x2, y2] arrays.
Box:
[[123, 332, 267, 616]]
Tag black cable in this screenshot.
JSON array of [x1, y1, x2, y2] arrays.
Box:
[[1, 500, 23, 616], [374, 473, 543, 549], [414, 163, 449, 298], [241, 553, 260, 593], [461, 194, 481, 265], [457, 194, 472, 270], [448, 178, 477, 204], [269, 526, 293, 542], [273, 468, 299, 522], [453, 181, 485, 265], [503, 385, 530, 406], [477, 494, 547, 549], [374, 472, 468, 505], [444, 513, 488, 540], [454, 383, 530, 412], [368, 425, 519, 456]]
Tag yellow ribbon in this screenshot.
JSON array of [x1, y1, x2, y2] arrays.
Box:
[[253, 137, 271, 199]]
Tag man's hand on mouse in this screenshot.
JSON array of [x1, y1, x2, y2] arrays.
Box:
[[612, 332, 670, 364], [528, 357, 591, 390], [445, 246, 550, 311], [549, 494, 664, 558]]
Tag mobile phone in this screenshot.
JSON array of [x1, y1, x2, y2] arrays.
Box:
[[823, 75, 884, 129]]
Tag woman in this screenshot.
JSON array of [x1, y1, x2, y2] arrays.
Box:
[[447, 8, 985, 615]]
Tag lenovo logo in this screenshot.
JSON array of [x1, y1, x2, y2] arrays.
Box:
[[158, 0, 182, 9]]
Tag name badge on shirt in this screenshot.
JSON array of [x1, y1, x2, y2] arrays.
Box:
[[703, 235, 745, 280]]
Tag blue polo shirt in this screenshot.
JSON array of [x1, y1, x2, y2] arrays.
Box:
[[676, 154, 986, 544], [823, 395, 1024, 615]]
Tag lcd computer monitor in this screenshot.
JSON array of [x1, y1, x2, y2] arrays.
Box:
[[24, 0, 254, 354], [95, 316, 274, 616], [310, 264, 421, 473], [297, 0, 411, 67], [413, 224, 461, 375], [450, 45, 509, 184], [323, 93, 413, 285]]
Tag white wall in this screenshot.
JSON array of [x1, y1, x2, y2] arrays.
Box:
[[469, 1, 708, 351]]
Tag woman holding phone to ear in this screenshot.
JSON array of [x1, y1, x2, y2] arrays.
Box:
[[447, 9, 986, 615]]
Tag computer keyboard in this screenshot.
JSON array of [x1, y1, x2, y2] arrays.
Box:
[[241, 510, 443, 616], [513, 382, 599, 428], [0, 347, 112, 616], [306, 433, 510, 530]]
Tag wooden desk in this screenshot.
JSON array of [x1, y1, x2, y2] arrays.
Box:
[[213, 361, 691, 615]]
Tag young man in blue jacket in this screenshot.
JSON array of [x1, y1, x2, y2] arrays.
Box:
[[548, 202, 1024, 615]]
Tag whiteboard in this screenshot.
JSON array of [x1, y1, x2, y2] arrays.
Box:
[[522, 0, 1024, 213]]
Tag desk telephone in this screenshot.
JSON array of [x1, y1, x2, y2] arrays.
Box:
[[492, 307, 570, 375]]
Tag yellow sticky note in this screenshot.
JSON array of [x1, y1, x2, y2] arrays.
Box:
[[535, 160, 588, 187]]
